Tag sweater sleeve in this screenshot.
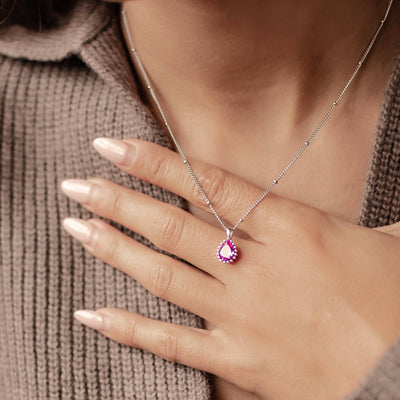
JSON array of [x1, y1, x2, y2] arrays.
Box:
[[345, 336, 400, 400]]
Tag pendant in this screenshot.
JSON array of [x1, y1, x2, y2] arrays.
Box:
[[217, 229, 238, 263]]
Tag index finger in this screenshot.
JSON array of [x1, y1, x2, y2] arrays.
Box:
[[93, 137, 281, 238]]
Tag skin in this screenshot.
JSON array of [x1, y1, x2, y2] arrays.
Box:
[[61, 139, 400, 400], [116, 0, 400, 227], [62, 0, 400, 398]]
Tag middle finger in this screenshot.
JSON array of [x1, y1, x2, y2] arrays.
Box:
[[61, 178, 249, 280]]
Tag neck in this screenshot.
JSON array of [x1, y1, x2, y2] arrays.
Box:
[[121, 0, 399, 140]]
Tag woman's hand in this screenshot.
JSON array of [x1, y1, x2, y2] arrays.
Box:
[[61, 138, 400, 400]]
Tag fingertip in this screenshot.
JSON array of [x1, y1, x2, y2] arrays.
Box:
[[74, 310, 109, 331]]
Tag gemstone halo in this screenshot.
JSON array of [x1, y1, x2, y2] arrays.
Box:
[[217, 239, 238, 263], [217, 229, 238, 263]]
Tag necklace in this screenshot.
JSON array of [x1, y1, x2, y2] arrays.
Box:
[[121, 1, 393, 264]]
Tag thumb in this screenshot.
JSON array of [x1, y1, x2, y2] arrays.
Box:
[[373, 221, 400, 238]]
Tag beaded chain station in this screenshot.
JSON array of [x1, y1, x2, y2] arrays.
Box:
[[121, 0, 394, 263]]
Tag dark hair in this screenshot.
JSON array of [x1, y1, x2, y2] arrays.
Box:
[[0, 0, 78, 30]]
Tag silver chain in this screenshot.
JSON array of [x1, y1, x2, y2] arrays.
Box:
[[121, 1, 393, 235]]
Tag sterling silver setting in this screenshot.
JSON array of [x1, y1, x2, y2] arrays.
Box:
[[217, 229, 238, 264]]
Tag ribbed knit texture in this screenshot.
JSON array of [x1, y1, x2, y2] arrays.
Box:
[[0, 2, 211, 399], [0, 1, 399, 399], [345, 338, 400, 400]]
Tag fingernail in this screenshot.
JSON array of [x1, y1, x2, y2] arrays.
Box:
[[74, 310, 108, 331], [61, 180, 93, 204], [63, 218, 96, 245], [93, 138, 135, 166]]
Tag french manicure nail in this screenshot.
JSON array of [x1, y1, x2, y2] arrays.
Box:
[[63, 218, 96, 245], [93, 138, 134, 165], [61, 179, 92, 203], [74, 310, 108, 331]]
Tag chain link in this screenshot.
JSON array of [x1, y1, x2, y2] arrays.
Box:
[[121, 0, 393, 234]]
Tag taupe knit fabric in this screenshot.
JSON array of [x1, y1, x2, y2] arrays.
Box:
[[0, 1, 399, 399]]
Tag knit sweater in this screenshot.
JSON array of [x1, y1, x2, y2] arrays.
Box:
[[0, 1, 399, 399]]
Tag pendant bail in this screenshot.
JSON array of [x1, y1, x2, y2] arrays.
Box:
[[225, 228, 233, 240]]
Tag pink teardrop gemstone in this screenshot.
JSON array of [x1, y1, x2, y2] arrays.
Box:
[[217, 239, 238, 263]]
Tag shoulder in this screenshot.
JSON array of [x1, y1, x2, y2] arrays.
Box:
[[0, 0, 116, 62], [0, 0, 142, 116]]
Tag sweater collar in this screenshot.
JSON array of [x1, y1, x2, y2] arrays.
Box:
[[0, 0, 114, 62], [0, 1, 139, 100]]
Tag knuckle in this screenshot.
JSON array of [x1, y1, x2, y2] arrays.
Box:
[[158, 329, 179, 363], [110, 190, 126, 218], [194, 168, 230, 209], [126, 318, 139, 348], [145, 154, 168, 182], [281, 202, 331, 243], [148, 262, 175, 300], [310, 212, 334, 251], [156, 209, 186, 252], [103, 237, 121, 264]]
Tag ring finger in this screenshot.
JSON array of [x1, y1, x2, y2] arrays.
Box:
[[61, 178, 249, 280]]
